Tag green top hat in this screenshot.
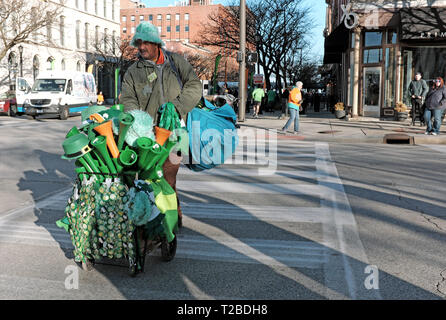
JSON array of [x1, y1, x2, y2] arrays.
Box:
[[98, 108, 122, 121], [61, 133, 92, 160], [81, 105, 109, 122]]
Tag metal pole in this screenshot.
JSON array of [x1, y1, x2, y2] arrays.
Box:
[[18, 45, 23, 78], [283, 9, 288, 117], [238, 0, 246, 122]]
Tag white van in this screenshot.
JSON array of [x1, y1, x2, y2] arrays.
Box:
[[23, 71, 97, 120]]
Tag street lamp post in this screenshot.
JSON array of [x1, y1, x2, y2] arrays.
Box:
[[238, 0, 247, 122], [18, 45, 23, 77], [275, 8, 288, 116]]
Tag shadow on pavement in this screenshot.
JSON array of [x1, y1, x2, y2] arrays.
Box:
[[12, 144, 444, 299]]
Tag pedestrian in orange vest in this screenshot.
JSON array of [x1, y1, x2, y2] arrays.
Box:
[[97, 91, 104, 105], [281, 81, 303, 134]]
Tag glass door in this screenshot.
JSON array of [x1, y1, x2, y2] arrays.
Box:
[[363, 67, 381, 117]]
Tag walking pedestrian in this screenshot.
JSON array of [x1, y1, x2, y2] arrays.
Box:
[[119, 22, 202, 227], [97, 91, 104, 105], [251, 85, 265, 118], [423, 76, 446, 136], [266, 89, 277, 112], [408, 72, 429, 126], [278, 87, 289, 119], [281, 81, 303, 134]]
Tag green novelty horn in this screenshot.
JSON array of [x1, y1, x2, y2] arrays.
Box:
[[91, 135, 117, 174], [136, 137, 155, 169], [117, 112, 134, 152], [157, 139, 177, 169], [119, 146, 138, 168], [139, 139, 177, 180], [62, 133, 103, 182], [140, 141, 163, 172], [65, 126, 80, 138]]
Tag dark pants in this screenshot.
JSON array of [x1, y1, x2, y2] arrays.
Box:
[[162, 155, 182, 221], [411, 98, 425, 125]]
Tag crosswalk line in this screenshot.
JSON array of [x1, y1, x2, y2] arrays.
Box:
[[175, 234, 328, 268], [178, 167, 322, 179], [0, 224, 327, 269], [177, 180, 328, 196], [181, 203, 330, 223]]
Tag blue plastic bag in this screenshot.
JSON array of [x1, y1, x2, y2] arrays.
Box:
[[186, 99, 239, 171]]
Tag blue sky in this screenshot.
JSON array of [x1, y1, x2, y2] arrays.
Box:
[[141, 0, 326, 62]]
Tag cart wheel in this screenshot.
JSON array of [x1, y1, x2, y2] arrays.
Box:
[[81, 259, 94, 272], [129, 263, 138, 277], [161, 236, 177, 262]]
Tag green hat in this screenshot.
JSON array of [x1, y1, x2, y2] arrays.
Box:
[[61, 133, 91, 160], [130, 22, 165, 47], [81, 105, 108, 122]]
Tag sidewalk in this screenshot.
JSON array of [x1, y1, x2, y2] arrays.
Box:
[[239, 110, 446, 145]]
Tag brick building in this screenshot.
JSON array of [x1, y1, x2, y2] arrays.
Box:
[[120, 0, 239, 80]]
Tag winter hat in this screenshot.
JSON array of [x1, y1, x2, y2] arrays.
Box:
[[130, 22, 165, 47]]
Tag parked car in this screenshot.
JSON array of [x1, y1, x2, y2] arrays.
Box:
[[0, 77, 31, 116], [0, 91, 16, 116], [23, 71, 97, 120]]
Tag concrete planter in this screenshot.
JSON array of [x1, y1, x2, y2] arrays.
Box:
[[335, 110, 346, 119], [396, 111, 408, 121]]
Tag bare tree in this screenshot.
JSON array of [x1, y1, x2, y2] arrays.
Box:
[[0, 0, 63, 61], [197, 0, 314, 91]]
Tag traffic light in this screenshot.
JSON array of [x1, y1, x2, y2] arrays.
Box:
[[246, 52, 258, 64]]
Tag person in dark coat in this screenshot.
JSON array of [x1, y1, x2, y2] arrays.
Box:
[[408, 72, 429, 126], [278, 87, 290, 119], [424, 76, 446, 135], [313, 92, 321, 112]]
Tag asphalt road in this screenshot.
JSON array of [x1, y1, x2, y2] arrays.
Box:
[[0, 113, 445, 300]]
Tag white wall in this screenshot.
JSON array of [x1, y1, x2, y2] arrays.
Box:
[[0, 0, 120, 91]]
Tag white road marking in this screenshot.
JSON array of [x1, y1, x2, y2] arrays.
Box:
[[315, 142, 381, 300], [421, 145, 446, 154], [0, 188, 72, 224]]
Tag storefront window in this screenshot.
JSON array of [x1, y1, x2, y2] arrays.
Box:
[[363, 49, 382, 64], [384, 47, 396, 108], [364, 31, 382, 47], [402, 50, 413, 106], [387, 30, 397, 44], [348, 51, 355, 106], [402, 48, 446, 105]]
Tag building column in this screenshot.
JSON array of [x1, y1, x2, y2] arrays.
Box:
[[352, 27, 361, 117]]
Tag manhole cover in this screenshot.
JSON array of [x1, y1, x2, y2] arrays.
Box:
[[318, 130, 342, 134], [383, 133, 414, 144]]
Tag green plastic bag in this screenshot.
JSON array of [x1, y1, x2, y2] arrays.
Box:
[[145, 178, 179, 242]]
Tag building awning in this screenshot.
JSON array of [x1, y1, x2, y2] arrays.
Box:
[[400, 7, 446, 43], [323, 23, 349, 64]]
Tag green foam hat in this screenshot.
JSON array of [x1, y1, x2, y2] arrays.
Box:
[[130, 22, 165, 47], [61, 133, 91, 160], [81, 105, 108, 122]]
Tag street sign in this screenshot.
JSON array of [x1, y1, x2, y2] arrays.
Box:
[[253, 74, 263, 84], [247, 51, 258, 64]]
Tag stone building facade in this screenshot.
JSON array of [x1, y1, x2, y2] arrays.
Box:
[[1, 0, 121, 101], [324, 0, 446, 118]]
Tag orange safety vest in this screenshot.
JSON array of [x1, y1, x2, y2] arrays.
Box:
[[288, 87, 302, 106]]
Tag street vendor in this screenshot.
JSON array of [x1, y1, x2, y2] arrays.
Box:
[[120, 21, 202, 228]]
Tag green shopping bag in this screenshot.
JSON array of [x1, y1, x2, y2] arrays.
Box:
[[146, 177, 178, 242]]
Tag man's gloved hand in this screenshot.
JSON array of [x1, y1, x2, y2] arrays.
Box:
[[158, 102, 181, 131]]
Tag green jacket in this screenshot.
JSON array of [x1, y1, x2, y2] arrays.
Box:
[[252, 88, 265, 102], [408, 79, 429, 100], [120, 49, 202, 123]]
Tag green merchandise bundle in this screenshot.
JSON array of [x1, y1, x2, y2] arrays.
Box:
[[56, 103, 183, 271]]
